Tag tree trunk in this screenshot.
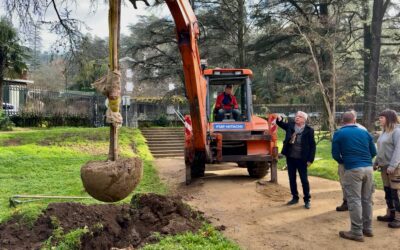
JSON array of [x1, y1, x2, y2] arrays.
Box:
[[108, 0, 121, 161], [297, 25, 335, 138], [0, 79, 3, 111], [318, 0, 336, 137], [237, 0, 246, 68], [363, 23, 371, 108], [363, 0, 389, 130], [362, 0, 371, 126], [0, 56, 4, 110], [190, 0, 195, 10]]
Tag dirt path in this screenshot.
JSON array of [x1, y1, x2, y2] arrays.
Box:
[[155, 158, 400, 250]]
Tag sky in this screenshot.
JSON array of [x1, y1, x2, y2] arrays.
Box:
[[0, 1, 169, 51]]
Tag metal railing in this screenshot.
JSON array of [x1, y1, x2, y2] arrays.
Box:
[[2, 85, 106, 127], [4, 84, 399, 127]]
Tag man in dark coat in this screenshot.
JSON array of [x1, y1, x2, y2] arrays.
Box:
[[277, 111, 316, 209]]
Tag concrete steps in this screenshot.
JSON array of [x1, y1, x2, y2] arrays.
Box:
[[141, 127, 184, 158]]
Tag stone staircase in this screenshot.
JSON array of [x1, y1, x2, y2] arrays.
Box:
[[141, 127, 184, 158]]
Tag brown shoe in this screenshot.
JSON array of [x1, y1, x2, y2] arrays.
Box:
[[388, 220, 400, 228], [339, 231, 364, 242], [362, 230, 373, 237], [336, 200, 348, 212]]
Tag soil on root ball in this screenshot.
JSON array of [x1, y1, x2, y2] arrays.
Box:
[[81, 158, 143, 202], [0, 193, 205, 249]]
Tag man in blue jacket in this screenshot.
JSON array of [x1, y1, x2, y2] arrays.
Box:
[[332, 112, 377, 242]]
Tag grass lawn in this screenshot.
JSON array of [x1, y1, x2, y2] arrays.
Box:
[[276, 130, 383, 189], [0, 127, 238, 249], [0, 127, 168, 223], [142, 224, 240, 250]]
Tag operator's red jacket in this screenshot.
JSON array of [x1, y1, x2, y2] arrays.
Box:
[[215, 92, 239, 111]]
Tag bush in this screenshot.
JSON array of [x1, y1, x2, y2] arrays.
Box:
[[154, 114, 170, 127], [0, 111, 14, 131], [9, 112, 93, 127]]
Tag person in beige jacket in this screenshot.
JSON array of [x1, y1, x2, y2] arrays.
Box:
[[374, 109, 400, 228]]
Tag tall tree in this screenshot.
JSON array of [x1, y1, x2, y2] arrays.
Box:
[[249, 0, 347, 136], [363, 0, 390, 130], [28, 22, 42, 70], [123, 16, 180, 83], [0, 17, 27, 109], [196, 0, 252, 68], [67, 35, 109, 90]]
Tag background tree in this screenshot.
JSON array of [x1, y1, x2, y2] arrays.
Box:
[[0, 17, 28, 108], [363, 0, 390, 130], [123, 16, 181, 83], [247, 0, 347, 135], [2, 0, 87, 55], [67, 35, 109, 91], [2, 0, 398, 131], [123, 0, 258, 100], [28, 22, 42, 70]]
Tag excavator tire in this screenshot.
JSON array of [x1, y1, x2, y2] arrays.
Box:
[[237, 161, 246, 168], [247, 161, 270, 178]]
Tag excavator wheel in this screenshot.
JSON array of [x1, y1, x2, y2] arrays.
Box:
[[237, 161, 246, 168], [247, 161, 270, 178]]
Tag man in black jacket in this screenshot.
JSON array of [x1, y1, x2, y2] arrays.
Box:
[[277, 111, 316, 209]]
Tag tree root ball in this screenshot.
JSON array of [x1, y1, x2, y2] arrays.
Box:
[[81, 158, 143, 202]]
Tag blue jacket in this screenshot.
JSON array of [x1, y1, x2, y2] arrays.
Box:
[[332, 125, 377, 170], [276, 120, 316, 163]]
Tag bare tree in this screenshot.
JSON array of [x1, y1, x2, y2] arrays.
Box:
[[2, 0, 93, 56]]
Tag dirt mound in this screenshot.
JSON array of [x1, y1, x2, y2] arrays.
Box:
[[0, 193, 205, 249], [256, 180, 291, 202], [81, 158, 143, 202]]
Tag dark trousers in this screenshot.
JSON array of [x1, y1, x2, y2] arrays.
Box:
[[287, 157, 310, 202], [216, 109, 240, 121]]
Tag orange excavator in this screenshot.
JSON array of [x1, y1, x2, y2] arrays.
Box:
[[135, 0, 279, 184]]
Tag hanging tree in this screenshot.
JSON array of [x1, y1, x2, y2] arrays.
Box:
[[80, 0, 142, 202]]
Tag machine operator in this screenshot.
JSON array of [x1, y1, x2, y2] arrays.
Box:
[[214, 84, 241, 121]]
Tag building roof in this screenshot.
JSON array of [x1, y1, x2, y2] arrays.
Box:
[[4, 78, 34, 85]]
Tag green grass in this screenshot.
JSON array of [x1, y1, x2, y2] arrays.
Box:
[[42, 218, 89, 250], [0, 127, 167, 224], [0, 127, 238, 249], [276, 129, 384, 189], [142, 224, 240, 250]]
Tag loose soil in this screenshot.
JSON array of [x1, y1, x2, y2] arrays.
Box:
[[2, 138, 22, 146], [155, 158, 400, 250], [0, 193, 204, 250], [81, 158, 143, 202]]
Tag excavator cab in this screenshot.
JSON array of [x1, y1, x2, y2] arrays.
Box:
[[206, 69, 252, 123]]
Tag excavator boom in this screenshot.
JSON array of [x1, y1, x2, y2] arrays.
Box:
[[165, 0, 207, 151]]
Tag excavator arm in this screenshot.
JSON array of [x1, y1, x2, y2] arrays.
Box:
[[164, 0, 207, 152], [131, 0, 208, 182]]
